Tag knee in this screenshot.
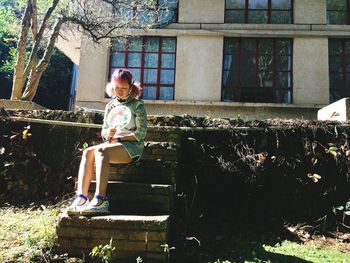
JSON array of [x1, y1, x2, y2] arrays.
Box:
[[95, 147, 109, 158]]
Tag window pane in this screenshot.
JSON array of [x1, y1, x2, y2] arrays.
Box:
[[160, 69, 175, 84], [112, 40, 126, 51], [258, 54, 273, 71], [241, 88, 257, 102], [162, 38, 176, 52], [275, 55, 292, 71], [144, 69, 158, 84], [345, 41, 350, 55], [224, 39, 240, 54], [271, 0, 291, 9], [249, 0, 268, 9], [225, 10, 245, 23], [259, 39, 273, 54], [129, 68, 141, 82], [346, 73, 350, 88], [242, 39, 257, 52], [224, 54, 239, 71], [223, 70, 239, 88], [258, 71, 273, 87], [159, 87, 174, 100], [241, 71, 257, 86], [128, 53, 142, 67], [273, 90, 291, 103], [226, 0, 245, 9], [271, 11, 291, 24], [142, 86, 157, 100], [159, 10, 176, 24], [242, 55, 257, 71], [346, 56, 350, 72], [159, 0, 178, 8], [248, 10, 268, 23], [275, 72, 291, 87], [256, 88, 273, 102], [161, 54, 175, 68], [329, 39, 343, 55], [139, 9, 156, 24], [111, 52, 125, 67], [330, 73, 345, 88], [327, 11, 347, 24], [146, 37, 159, 52], [330, 90, 346, 103], [329, 56, 343, 72], [327, 0, 347, 11], [276, 39, 292, 55], [144, 54, 159, 67], [128, 38, 143, 51]]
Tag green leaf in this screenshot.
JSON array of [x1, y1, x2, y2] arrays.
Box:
[[329, 150, 337, 158], [311, 156, 318, 165]]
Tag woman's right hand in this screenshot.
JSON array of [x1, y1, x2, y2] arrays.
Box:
[[106, 128, 117, 139]]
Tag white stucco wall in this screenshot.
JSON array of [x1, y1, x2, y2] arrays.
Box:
[[179, 0, 225, 23], [293, 37, 329, 105], [294, 0, 326, 24], [175, 35, 223, 101], [75, 37, 110, 102]]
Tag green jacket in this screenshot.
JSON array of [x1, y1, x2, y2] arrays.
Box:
[[102, 96, 148, 159]]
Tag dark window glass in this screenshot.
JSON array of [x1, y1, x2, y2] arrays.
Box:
[[326, 0, 349, 24], [329, 39, 350, 102], [225, 0, 293, 24], [222, 38, 293, 103], [109, 36, 176, 100]]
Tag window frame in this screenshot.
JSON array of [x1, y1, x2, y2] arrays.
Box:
[[221, 37, 294, 104], [328, 38, 350, 103], [108, 36, 177, 100], [224, 0, 294, 24]]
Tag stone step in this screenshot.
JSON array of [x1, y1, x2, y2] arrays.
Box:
[[56, 213, 170, 262], [88, 181, 175, 214], [93, 160, 177, 184]]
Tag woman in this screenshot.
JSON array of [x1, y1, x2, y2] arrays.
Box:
[[65, 69, 148, 215]]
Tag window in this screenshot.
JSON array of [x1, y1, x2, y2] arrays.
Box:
[[329, 39, 350, 102], [117, 0, 178, 25], [225, 0, 293, 24], [222, 38, 293, 103], [326, 0, 350, 25], [110, 36, 177, 100]]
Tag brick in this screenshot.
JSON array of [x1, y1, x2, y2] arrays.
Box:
[[56, 226, 91, 238], [90, 229, 166, 241]]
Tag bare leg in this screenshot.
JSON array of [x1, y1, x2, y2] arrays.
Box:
[[74, 144, 101, 204], [92, 143, 132, 204]]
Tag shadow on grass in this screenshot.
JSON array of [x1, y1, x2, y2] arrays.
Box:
[[173, 214, 313, 263]]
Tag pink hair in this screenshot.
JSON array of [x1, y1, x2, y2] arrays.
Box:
[[105, 69, 142, 99]]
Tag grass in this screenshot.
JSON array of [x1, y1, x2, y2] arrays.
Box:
[[0, 204, 84, 263], [0, 205, 349, 263]]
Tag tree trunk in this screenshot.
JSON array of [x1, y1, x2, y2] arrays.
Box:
[[23, 0, 60, 85], [10, 0, 33, 100], [21, 19, 65, 101]]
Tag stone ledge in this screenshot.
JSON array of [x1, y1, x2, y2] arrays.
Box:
[[89, 181, 175, 195], [57, 213, 170, 231]]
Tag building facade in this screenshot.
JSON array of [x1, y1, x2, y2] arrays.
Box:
[[56, 0, 350, 120]]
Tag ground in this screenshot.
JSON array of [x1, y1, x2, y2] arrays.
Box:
[[0, 203, 349, 263]]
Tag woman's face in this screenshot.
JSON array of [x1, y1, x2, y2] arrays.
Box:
[[114, 81, 131, 99]]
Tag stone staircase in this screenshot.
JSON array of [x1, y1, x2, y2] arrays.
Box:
[[55, 127, 181, 262]]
